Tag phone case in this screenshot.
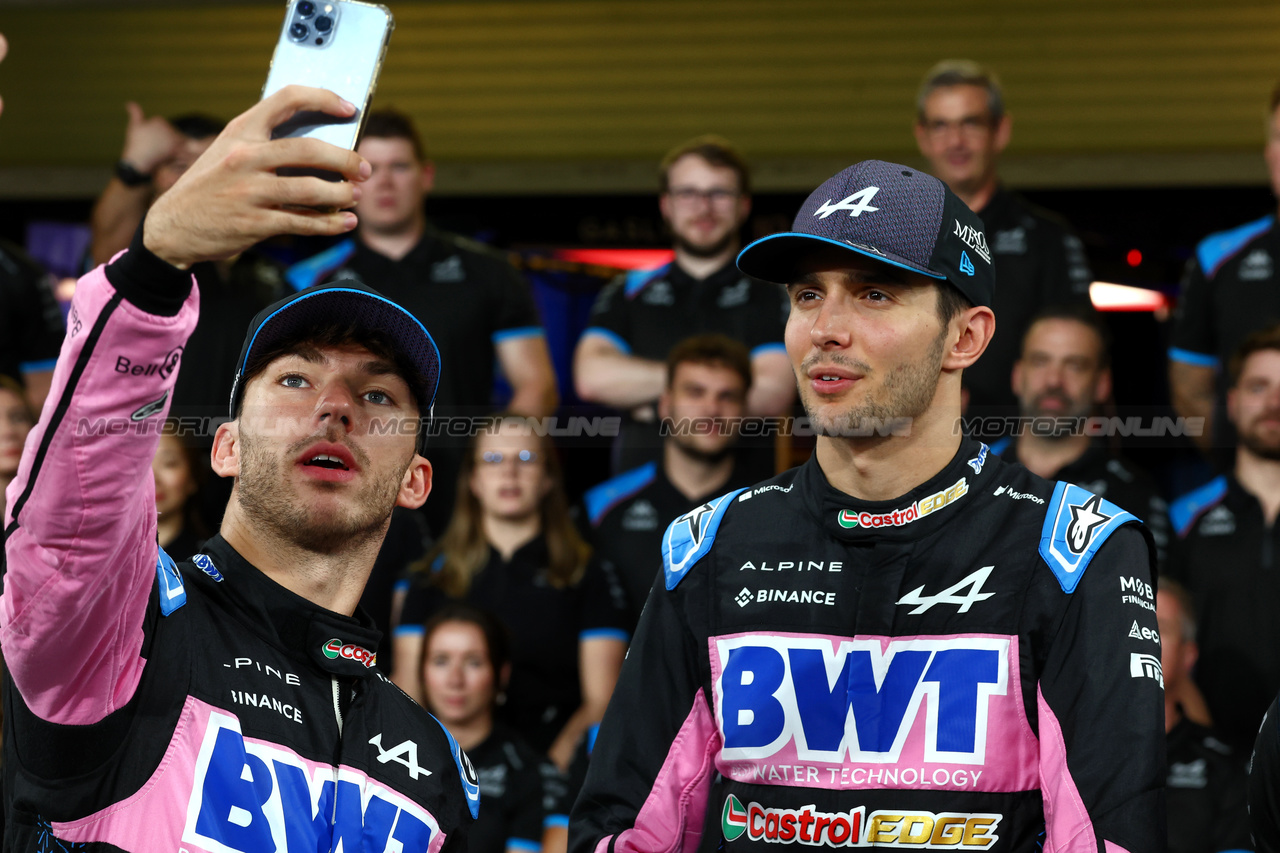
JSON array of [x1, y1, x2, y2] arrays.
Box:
[[262, 0, 394, 149]]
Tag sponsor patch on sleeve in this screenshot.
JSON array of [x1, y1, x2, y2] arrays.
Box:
[[156, 546, 186, 616], [1039, 482, 1136, 593], [663, 489, 747, 590]]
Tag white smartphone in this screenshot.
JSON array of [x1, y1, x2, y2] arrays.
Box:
[[263, 0, 394, 167]]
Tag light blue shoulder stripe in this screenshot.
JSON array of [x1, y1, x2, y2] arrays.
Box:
[[581, 326, 632, 355], [1039, 481, 1138, 594], [624, 264, 672, 298], [1170, 475, 1228, 537], [583, 461, 658, 526], [507, 839, 541, 852], [18, 358, 58, 374], [663, 488, 748, 590], [1196, 215, 1274, 277], [285, 238, 357, 292], [749, 342, 787, 359], [156, 545, 186, 616], [988, 436, 1013, 457], [1167, 347, 1220, 368], [492, 325, 545, 344]]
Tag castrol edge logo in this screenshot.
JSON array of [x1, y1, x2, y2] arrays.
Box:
[[720, 794, 1001, 848], [323, 638, 377, 668], [837, 478, 968, 529]]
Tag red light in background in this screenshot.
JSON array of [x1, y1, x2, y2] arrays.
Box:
[[554, 249, 675, 270], [1125, 249, 1143, 267]]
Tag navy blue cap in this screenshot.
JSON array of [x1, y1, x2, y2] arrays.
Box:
[[736, 160, 994, 308], [229, 280, 441, 451]]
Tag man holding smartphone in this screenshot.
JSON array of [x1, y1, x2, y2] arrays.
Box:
[[2, 86, 477, 849]]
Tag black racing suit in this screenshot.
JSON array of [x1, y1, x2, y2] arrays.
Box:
[[570, 438, 1164, 853], [1, 242, 478, 850]]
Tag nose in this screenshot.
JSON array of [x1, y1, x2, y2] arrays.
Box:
[[809, 293, 854, 351], [315, 382, 357, 433]]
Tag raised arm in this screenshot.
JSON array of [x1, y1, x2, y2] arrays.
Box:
[[2, 85, 370, 726]]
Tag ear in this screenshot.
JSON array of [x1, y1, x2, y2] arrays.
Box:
[[943, 306, 996, 371], [735, 192, 752, 226], [993, 114, 1012, 156], [1095, 366, 1113, 405], [396, 455, 432, 510], [1227, 387, 1240, 427], [1183, 640, 1198, 676], [420, 160, 436, 194], [498, 662, 512, 691], [912, 121, 930, 157], [210, 421, 240, 479], [1010, 358, 1024, 398], [658, 192, 673, 223], [657, 388, 672, 422]]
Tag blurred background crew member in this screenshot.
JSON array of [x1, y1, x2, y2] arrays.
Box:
[[0, 374, 35, 509], [573, 135, 793, 474], [582, 334, 758, 629], [421, 604, 550, 853], [1169, 323, 1280, 753], [393, 415, 628, 770], [914, 60, 1093, 431], [1169, 80, 1280, 456], [1157, 580, 1251, 853], [990, 303, 1170, 564], [0, 241, 63, 412], [289, 109, 558, 535]]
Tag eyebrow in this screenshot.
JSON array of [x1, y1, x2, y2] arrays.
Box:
[[283, 348, 403, 380]]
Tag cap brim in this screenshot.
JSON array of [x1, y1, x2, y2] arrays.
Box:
[[737, 232, 946, 285]]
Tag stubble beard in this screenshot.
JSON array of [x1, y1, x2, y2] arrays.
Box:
[[235, 428, 406, 554], [801, 326, 948, 438], [1240, 417, 1280, 461]]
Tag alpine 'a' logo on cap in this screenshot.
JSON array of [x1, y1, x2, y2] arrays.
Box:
[[722, 794, 748, 841], [953, 220, 991, 263], [323, 638, 377, 668], [814, 186, 880, 220]]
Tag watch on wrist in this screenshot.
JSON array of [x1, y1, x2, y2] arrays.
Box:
[[114, 160, 152, 187]]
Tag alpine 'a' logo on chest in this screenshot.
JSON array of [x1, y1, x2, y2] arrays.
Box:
[[896, 566, 995, 614]]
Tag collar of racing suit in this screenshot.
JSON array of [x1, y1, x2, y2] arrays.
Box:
[[189, 535, 385, 679], [799, 436, 995, 544]]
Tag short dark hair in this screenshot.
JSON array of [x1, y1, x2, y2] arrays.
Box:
[[1024, 303, 1112, 368], [170, 113, 225, 141], [934, 282, 975, 327], [1228, 322, 1280, 387], [917, 60, 1005, 124], [420, 602, 511, 681], [360, 108, 427, 162], [666, 334, 753, 392], [238, 321, 424, 416], [658, 135, 751, 195]]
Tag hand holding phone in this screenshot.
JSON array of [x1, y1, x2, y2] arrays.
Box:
[[262, 0, 394, 177]]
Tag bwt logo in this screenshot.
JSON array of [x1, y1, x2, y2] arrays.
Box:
[[185, 714, 439, 853], [714, 636, 1009, 764]]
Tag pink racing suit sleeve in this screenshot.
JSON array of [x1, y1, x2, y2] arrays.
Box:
[[2, 245, 197, 726]]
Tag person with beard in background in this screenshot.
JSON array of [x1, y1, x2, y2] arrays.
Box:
[[989, 303, 1170, 565], [582, 334, 760, 629], [1170, 323, 1280, 754], [573, 136, 794, 474]]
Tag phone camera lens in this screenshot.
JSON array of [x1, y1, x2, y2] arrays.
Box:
[[289, 22, 309, 40], [297, 1, 315, 17], [314, 15, 333, 32]]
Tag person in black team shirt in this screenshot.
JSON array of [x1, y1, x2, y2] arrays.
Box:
[[288, 109, 558, 536], [583, 334, 759, 628], [421, 604, 554, 853], [1170, 323, 1280, 755], [394, 414, 629, 771], [0, 241, 64, 413], [989, 303, 1170, 565], [914, 60, 1093, 432], [573, 135, 794, 473], [1169, 80, 1280, 455], [1156, 580, 1251, 853]]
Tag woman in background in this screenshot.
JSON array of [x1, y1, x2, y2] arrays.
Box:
[[152, 427, 208, 559], [421, 603, 551, 853], [393, 414, 628, 770]]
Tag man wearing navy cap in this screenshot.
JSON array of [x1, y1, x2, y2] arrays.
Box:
[[2, 87, 478, 847], [570, 162, 1163, 853]]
